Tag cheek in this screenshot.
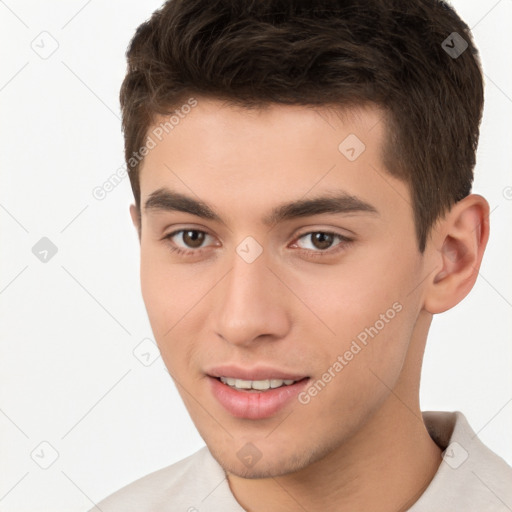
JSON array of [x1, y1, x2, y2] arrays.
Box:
[[293, 263, 407, 338], [139, 248, 219, 378], [139, 245, 199, 330], [295, 289, 414, 436], [292, 249, 418, 376], [140, 256, 172, 334], [139, 248, 196, 350]]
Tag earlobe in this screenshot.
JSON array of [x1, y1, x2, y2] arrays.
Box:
[[129, 204, 141, 242], [424, 194, 490, 314]]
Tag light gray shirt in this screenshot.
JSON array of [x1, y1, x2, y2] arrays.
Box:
[[91, 411, 512, 511]]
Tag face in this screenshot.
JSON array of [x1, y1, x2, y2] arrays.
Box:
[[134, 98, 429, 478]]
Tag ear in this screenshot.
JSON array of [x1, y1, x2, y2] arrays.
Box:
[[423, 194, 490, 314], [130, 204, 141, 242]]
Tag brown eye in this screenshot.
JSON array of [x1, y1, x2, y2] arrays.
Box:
[[164, 229, 212, 251], [294, 231, 352, 255], [310, 232, 335, 250], [181, 230, 205, 248]]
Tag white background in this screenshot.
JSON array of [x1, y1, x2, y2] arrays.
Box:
[[0, 1, 511, 510]]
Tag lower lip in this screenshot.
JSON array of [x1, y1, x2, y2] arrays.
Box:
[[208, 376, 310, 420]]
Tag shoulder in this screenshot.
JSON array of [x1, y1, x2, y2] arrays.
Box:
[[412, 411, 512, 512], [90, 446, 234, 512]]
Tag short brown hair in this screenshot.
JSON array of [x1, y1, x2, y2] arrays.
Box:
[[120, 0, 484, 251]]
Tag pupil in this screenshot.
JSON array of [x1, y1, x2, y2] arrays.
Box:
[[184, 230, 204, 248], [313, 232, 333, 250]]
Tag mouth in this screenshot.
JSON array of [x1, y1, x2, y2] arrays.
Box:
[[217, 376, 306, 392], [206, 368, 310, 420]]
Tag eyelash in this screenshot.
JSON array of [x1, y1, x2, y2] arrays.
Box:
[[163, 229, 353, 258]]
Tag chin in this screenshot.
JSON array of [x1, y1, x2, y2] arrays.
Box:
[[208, 439, 328, 480], [220, 456, 307, 480]]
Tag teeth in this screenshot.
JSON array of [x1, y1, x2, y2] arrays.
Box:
[[219, 377, 297, 390], [235, 379, 252, 389]]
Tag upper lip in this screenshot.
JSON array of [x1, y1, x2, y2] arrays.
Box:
[[206, 365, 308, 381]]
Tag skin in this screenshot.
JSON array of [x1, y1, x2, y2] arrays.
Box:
[[130, 97, 489, 512]]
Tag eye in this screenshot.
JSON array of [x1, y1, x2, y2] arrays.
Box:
[[162, 228, 352, 258], [164, 229, 216, 255], [293, 231, 352, 254]]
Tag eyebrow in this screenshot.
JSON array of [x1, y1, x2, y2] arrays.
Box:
[[143, 187, 378, 226]]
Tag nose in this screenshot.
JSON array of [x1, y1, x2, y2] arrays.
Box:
[[212, 248, 291, 348]]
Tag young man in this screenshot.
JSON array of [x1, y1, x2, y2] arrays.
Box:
[[92, 0, 512, 510]]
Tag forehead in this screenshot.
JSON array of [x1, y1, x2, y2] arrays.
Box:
[[138, 98, 410, 228], [146, 98, 386, 153]]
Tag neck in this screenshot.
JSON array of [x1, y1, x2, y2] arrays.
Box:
[[227, 311, 442, 512]]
